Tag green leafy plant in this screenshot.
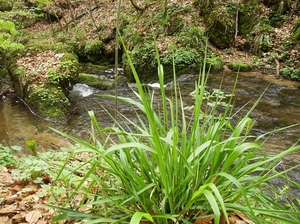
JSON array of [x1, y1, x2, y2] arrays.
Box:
[[26, 139, 37, 156], [205, 53, 223, 71], [12, 148, 74, 183], [0, 20, 24, 52], [50, 39, 300, 223], [281, 67, 300, 81], [252, 23, 274, 55], [0, 144, 21, 167]]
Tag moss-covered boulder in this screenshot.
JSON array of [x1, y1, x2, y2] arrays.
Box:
[[121, 2, 223, 83], [78, 73, 128, 89], [0, 0, 13, 12], [204, 4, 235, 49], [227, 61, 253, 72], [78, 73, 113, 90], [206, 20, 234, 49], [6, 43, 80, 122]]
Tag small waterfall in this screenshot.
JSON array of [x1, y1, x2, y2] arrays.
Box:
[[71, 83, 100, 97]]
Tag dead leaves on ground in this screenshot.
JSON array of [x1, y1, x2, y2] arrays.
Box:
[[0, 167, 54, 224], [194, 211, 255, 224], [16, 50, 64, 89]]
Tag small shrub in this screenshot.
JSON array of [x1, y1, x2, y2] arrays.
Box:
[[206, 53, 223, 71], [281, 67, 300, 81]]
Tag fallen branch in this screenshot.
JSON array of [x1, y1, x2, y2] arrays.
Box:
[[129, 0, 145, 11]]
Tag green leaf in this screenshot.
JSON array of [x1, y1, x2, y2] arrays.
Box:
[[11, 145, 22, 151], [130, 212, 154, 224]]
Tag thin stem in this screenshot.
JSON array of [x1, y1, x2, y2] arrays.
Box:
[[114, 0, 121, 121]]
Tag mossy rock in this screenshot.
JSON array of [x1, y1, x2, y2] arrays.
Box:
[[78, 73, 114, 90], [123, 45, 204, 83], [84, 39, 104, 62], [87, 63, 108, 71], [123, 26, 208, 83], [204, 5, 235, 49], [26, 85, 70, 122], [0, 0, 13, 11], [227, 62, 253, 72], [206, 19, 234, 49], [6, 43, 80, 122], [122, 36, 157, 82]]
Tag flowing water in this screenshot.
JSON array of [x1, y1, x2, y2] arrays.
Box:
[[1, 71, 300, 192]]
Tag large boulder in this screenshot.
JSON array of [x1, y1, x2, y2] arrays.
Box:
[[204, 4, 235, 49], [0, 0, 13, 12], [6, 43, 80, 122]]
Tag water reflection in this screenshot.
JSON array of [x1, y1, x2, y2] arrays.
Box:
[[0, 95, 70, 154]]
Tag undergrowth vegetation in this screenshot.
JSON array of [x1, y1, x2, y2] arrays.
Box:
[[44, 39, 300, 223]]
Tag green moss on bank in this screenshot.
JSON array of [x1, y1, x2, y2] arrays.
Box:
[[227, 62, 253, 72], [26, 85, 70, 121], [78, 73, 114, 90], [6, 42, 79, 122]]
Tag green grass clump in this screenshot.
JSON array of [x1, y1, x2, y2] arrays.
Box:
[[50, 39, 300, 224]]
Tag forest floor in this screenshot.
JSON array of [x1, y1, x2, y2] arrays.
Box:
[[0, 167, 57, 224]]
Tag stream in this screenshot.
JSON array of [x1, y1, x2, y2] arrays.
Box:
[[1, 70, 300, 198], [3, 71, 299, 154]]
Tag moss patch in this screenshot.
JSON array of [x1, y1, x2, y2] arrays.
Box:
[[227, 62, 253, 72], [78, 73, 114, 90], [26, 85, 70, 122]]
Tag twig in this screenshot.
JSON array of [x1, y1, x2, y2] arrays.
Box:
[[263, 160, 282, 177], [275, 58, 280, 78]]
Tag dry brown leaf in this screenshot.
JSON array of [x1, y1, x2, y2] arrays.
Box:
[[6, 194, 20, 205], [233, 210, 255, 224], [0, 204, 19, 215], [36, 220, 49, 224], [11, 184, 26, 194], [235, 220, 248, 224], [25, 210, 42, 223], [194, 216, 213, 224], [12, 213, 24, 223], [0, 216, 12, 224]]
